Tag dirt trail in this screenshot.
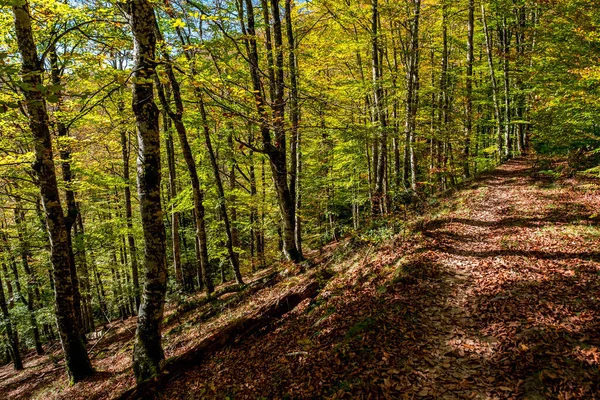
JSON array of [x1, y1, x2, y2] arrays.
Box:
[[159, 159, 600, 399], [406, 159, 600, 399]]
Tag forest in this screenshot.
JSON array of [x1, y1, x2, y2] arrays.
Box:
[[0, 0, 599, 398]]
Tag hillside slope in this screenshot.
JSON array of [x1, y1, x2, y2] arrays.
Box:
[[1, 158, 599, 399], [158, 159, 600, 399]]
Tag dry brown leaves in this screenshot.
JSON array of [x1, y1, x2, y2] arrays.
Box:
[[2, 158, 599, 399]]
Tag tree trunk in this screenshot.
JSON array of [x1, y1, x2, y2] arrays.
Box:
[[91, 250, 108, 319], [285, 0, 302, 252], [128, 0, 168, 383], [439, 3, 449, 189], [463, 0, 474, 178], [12, 0, 93, 382], [155, 78, 214, 294], [13, 207, 44, 354], [1, 263, 14, 309], [161, 88, 183, 288], [75, 211, 95, 332], [226, 128, 242, 276], [50, 45, 84, 334], [198, 98, 243, 285], [243, 0, 302, 262], [482, 3, 503, 159], [371, 0, 388, 214], [119, 102, 141, 310], [500, 17, 512, 159], [404, 0, 421, 190], [121, 236, 135, 316], [0, 264, 23, 370]]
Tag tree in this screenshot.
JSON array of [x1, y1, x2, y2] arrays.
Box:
[[240, 0, 303, 262], [126, 0, 168, 383], [11, 0, 93, 383]]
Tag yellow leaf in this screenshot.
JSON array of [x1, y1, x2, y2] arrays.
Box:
[[172, 18, 186, 29]]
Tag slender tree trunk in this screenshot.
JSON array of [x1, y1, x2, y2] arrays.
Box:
[[161, 89, 183, 289], [13, 208, 44, 354], [439, 2, 449, 189], [12, 0, 93, 382], [243, 0, 302, 262], [514, 5, 526, 154], [73, 219, 90, 332], [371, 0, 388, 214], [193, 223, 203, 292], [463, 0, 474, 178], [118, 103, 141, 310], [482, 3, 503, 158], [285, 0, 302, 252], [198, 98, 243, 285], [500, 17, 512, 158], [75, 211, 95, 332], [0, 268, 22, 370], [272, 0, 302, 261], [50, 45, 84, 333], [1, 263, 14, 309], [404, 0, 421, 190], [260, 158, 267, 265], [111, 250, 124, 320], [226, 127, 242, 280], [155, 79, 214, 294], [91, 250, 107, 318], [117, 234, 132, 317], [121, 236, 135, 316], [391, 30, 401, 194], [249, 134, 258, 270], [128, 0, 168, 383]]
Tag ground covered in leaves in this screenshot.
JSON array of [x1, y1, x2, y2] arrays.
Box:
[[1, 159, 599, 399]]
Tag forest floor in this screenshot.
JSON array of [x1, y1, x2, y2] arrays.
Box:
[[1, 158, 599, 399]]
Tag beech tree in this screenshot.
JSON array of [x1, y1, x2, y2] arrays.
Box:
[[11, 0, 93, 383], [126, 0, 168, 383]]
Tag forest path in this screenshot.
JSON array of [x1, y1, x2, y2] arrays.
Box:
[[403, 158, 600, 399], [159, 158, 600, 399]]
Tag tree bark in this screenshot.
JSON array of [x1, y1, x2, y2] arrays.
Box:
[[226, 128, 242, 277], [12, 0, 93, 382], [1, 263, 14, 309], [439, 3, 449, 189], [500, 17, 512, 158], [128, 0, 168, 383]]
